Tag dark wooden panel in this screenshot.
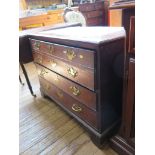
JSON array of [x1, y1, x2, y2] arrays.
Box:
[[94, 1, 106, 10], [79, 3, 95, 12], [83, 10, 103, 19], [123, 58, 135, 138], [99, 39, 125, 132], [36, 64, 97, 111], [86, 17, 104, 26], [109, 2, 135, 154], [30, 39, 94, 69], [19, 35, 33, 63], [122, 8, 135, 51], [39, 77, 98, 129], [110, 136, 135, 155], [128, 16, 135, 53], [79, 1, 106, 12]]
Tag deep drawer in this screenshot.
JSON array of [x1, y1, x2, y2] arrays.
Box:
[[83, 10, 103, 19], [39, 77, 98, 129], [36, 64, 96, 111], [33, 52, 94, 91], [30, 39, 94, 69]]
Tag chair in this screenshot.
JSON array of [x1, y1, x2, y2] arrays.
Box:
[[63, 7, 86, 26], [19, 75, 24, 85]]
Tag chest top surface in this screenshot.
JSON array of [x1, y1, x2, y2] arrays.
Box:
[[30, 26, 125, 44]]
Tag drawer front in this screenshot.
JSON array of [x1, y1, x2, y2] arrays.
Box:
[[87, 18, 104, 26], [30, 39, 94, 69], [36, 64, 96, 110], [94, 1, 105, 10], [79, 1, 104, 12], [33, 52, 94, 90], [46, 14, 63, 21], [84, 10, 103, 19], [79, 3, 95, 12], [39, 77, 98, 129]]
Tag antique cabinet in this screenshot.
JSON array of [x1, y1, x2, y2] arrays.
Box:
[[109, 1, 135, 154], [29, 26, 125, 146]]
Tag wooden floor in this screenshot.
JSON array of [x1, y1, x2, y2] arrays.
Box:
[[19, 62, 118, 155]]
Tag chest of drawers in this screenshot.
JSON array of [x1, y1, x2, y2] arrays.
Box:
[[29, 26, 125, 147]]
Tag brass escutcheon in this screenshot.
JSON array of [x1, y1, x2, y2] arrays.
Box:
[[56, 90, 63, 98], [72, 104, 82, 112], [66, 50, 76, 60], [67, 67, 77, 78], [79, 55, 84, 59], [51, 60, 57, 67], [54, 75, 59, 81], [40, 69, 48, 77], [70, 86, 80, 96]]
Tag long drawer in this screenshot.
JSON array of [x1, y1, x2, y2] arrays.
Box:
[[33, 52, 94, 90], [84, 10, 103, 19], [30, 39, 94, 69], [39, 77, 98, 129], [36, 64, 96, 111]]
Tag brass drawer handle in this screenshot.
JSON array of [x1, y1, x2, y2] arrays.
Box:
[[51, 60, 57, 67], [54, 75, 59, 81], [79, 55, 84, 59], [56, 90, 63, 98], [70, 86, 80, 96], [67, 67, 77, 78], [64, 49, 76, 60], [34, 41, 40, 50], [44, 83, 51, 91], [72, 104, 82, 112], [40, 69, 48, 77]]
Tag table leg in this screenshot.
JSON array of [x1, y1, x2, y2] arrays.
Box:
[[20, 62, 36, 97], [19, 75, 24, 85]]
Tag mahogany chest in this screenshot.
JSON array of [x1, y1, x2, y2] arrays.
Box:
[[29, 26, 125, 146]]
